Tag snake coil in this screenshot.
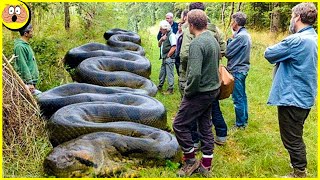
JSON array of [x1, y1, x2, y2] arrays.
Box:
[[39, 29, 179, 177]]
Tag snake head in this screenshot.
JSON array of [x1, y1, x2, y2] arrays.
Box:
[[44, 147, 98, 177]]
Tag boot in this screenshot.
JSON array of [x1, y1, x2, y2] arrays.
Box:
[[177, 158, 200, 177], [283, 168, 307, 178]]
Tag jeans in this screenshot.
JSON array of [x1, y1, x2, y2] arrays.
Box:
[[175, 56, 180, 76], [191, 99, 227, 144], [212, 100, 227, 137], [232, 72, 248, 127], [159, 57, 175, 89], [278, 106, 310, 171], [173, 90, 218, 155]]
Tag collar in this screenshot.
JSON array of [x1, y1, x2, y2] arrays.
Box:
[[297, 25, 313, 33], [236, 26, 245, 35]]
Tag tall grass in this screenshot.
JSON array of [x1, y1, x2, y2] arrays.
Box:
[[139, 28, 317, 178]]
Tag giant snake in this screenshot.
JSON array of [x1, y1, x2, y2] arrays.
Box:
[[38, 29, 179, 177]]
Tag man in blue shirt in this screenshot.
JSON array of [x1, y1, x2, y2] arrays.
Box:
[[225, 12, 251, 129], [264, 3, 317, 178]]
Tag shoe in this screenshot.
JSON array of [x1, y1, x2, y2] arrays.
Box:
[[157, 85, 163, 92], [282, 168, 307, 178], [230, 125, 246, 132], [177, 158, 200, 177], [196, 163, 212, 177], [163, 88, 173, 95], [214, 136, 226, 146]]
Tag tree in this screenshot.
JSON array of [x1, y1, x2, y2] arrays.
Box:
[[64, 3, 70, 31], [270, 3, 280, 32], [237, 2, 242, 12]]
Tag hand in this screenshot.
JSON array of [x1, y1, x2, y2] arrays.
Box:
[[26, 84, 35, 93], [230, 27, 235, 38], [160, 34, 167, 41]]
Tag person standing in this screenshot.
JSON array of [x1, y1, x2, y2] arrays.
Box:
[[174, 10, 188, 77], [225, 12, 251, 129], [173, 9, 220, 177], [264, 3, 317, 178], [179, 2, 228, 148], [14, 24, 41, 95], [157, 20, 176, 94], [157, 12, 179, 41]]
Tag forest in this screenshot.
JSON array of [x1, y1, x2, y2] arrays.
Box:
[[2, 2, 318, 178]]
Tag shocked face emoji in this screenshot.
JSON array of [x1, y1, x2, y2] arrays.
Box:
[[2, 5, 27, 23], [1, 0, 31, 31]]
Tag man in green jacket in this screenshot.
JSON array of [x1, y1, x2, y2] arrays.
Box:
[[14, 24, 41, 95], [179, 3, 226, 97], [173, 9, 220, 177]]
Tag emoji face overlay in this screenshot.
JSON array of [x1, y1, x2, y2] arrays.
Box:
[[2, 5, 27, 23], [1, 0, 31, 31]]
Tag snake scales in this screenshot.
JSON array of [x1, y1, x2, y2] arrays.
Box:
[[38, 29, 179, 177]]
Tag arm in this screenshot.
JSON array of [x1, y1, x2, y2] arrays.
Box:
[[212, 26, 226, 57], [264, 37, 296, 64], [167, 33, 177, 57], [225, 35, 244, 59], [167, 46, 176, 57], [14, 46, 32, 84], [184, 43, 202, 98], [158, 34, 167, 47], [157, 31, 161, 41], [180, 32, 193, 67]]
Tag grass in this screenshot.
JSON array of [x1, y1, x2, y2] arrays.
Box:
[[139, 28, 318, 178]]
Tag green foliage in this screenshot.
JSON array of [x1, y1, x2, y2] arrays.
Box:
[[30, 37, 67, 91], [165, 160, 180, 170]]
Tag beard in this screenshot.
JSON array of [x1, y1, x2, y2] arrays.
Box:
[[289, 18, 296, 34]]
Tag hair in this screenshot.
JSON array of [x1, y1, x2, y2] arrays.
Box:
[[182, 10, 189, 18], [292, 3, 317, 25], [166, 12, 174, 18], [188, 9, 207, 30], [19, 24, 32, 36], [189, 2, 205, 11], [232, 12, 247, 26], [160, 20, 171, 31]]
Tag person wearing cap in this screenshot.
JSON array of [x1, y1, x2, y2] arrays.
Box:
[[13, 24, 41, 95], [157, 12, 179, 41], [157, 20, 176, 94]]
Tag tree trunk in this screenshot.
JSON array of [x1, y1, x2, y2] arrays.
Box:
[[270, 3, 280, 32], [221, 3, 226, 28], [228, 2, 235, 26], [223, 3, 235, 39], [151, 3, 156, 25], [64, 2, 70, 31], [237, 2, 242, 12]]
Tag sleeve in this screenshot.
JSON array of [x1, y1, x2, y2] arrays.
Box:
[[157, 31, 161, 41], [264, 37, 296, 64], [215, 26, 226, 55], [225, 35, 244, 59], [14, 46, 32, 84], [184, 43, 202, 97], [180, 32, 193, 64]]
